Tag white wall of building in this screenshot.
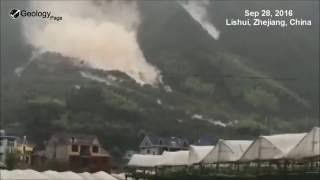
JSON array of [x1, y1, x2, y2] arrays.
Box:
[[0, 130, 18, 165]]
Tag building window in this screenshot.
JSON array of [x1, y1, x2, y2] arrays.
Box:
[[71, 137, 76, 143], [25, 156, 29, 164], [7, 141, 15, 147], [92, 146, 99, 153], [71, 145, 78, 152], [183, 142, 188, 147]]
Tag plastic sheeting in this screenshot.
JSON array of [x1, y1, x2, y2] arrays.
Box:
[[157, 151, 189, 166], [42, 171, 84, 180], [0, 170, 116, 180], [78, 172, 118, 180], [61, 171, 84, 180], [43, 170, 63, 180], [111, 173, 132, 180], [78, 172, 96, 180], [92, 171, 118, 180], [0, 169, 48, 180], [188, 145, 214, 165], [240, 133, 307, 161], [287, 127, 320, 159], [202, 140, 252, 163], [127, 154, 162, 168]]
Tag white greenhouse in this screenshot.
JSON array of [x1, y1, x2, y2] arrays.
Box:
[[92, 171, 118, 180], [240, 133, 307, 162], [202, 140, 252, 163], [157, 151, 189, 167], [78, 172, 97, 180], [0, 170, 118, 180], [127, 154, 162, 168], [287, 127, 320, 160], [188, 145, 214, 165], [0, 169, 48, 180]]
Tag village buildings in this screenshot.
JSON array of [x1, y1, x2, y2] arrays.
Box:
[[0, 130, 19, 168], [44, 133, 111, 172], [139, 135, 189, 155]]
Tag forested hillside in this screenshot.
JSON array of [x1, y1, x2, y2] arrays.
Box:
[[1, 0, 318, 161]]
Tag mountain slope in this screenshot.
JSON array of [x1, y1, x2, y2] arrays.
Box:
[[1, 0, 318, 162]]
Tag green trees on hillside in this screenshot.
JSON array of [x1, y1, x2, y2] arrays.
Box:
[[182, 77, 215, 96], [244, 87, 279, 112]]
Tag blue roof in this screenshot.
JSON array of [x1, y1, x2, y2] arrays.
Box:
[[0, 135, 18, 141], [146, 135, 189, 147], [192, 137, 217, 146]]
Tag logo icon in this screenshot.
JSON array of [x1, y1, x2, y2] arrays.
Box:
[[10, 9, 20, 19]]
